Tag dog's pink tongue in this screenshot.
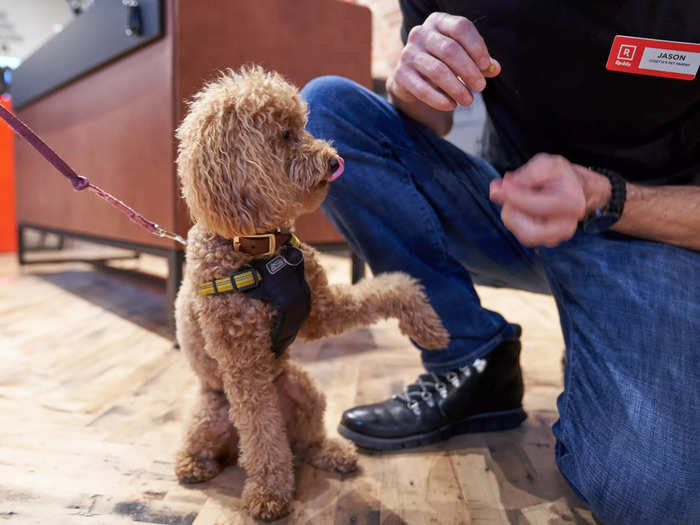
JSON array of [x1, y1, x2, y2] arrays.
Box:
[[328, 155, 344, 181]]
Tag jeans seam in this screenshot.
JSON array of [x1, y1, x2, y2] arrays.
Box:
[[543, 268, 575, 448], [543, 269, 584, 503]]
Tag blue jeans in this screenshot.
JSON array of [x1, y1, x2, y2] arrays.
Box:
[[301, 77, 700, 525]]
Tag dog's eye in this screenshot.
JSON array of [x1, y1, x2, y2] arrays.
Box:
[[281, 130, 291, 141]]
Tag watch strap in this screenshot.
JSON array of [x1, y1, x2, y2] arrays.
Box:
[[592, 167, 627, 217]]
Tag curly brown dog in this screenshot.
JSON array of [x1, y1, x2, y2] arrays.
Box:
[[173, 67, 449, 521]]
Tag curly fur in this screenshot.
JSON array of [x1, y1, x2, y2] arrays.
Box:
[[174, 67, 449, 521]]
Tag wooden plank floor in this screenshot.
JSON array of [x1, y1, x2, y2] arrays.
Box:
[[0, 251, 594, 525]]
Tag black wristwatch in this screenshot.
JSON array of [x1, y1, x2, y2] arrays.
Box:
[[580, 168, 627, 234]]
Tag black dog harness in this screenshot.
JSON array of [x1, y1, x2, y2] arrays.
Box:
[[197, 237, 311, 357]]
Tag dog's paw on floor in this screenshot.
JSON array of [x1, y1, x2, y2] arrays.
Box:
[[243, 481, 292, 521], [174, 452, 223, 484], [307, 438, 358, 474]]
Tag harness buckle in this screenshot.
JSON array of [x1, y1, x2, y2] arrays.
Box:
[[233, 233, 276, 257]]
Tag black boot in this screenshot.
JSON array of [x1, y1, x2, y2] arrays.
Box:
[[338, 331, 526, 450]]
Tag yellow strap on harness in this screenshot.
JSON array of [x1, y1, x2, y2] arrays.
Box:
[[198, 268, 262, 296]]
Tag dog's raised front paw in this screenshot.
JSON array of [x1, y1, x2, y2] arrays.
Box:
[[242, 481, 292, 521], [174, 452, 222, 484], [379, 272, 449, 349], [307, 438, 358, 474], [399, 300, 450, 350], [394, 279, 450, 349]]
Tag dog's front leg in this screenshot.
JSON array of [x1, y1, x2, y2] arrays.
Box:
[[198, 306, 294, 521], [223, 372, 294, 521], [298, 248, 449, 348]]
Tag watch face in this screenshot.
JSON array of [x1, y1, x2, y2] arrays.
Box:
[[582, 212, 619, 234]]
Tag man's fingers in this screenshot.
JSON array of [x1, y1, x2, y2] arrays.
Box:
[[387, 75, 418, 103], [483, 58, 501, 78], [407, 52, 473, 106], [499, 180, 584, 219], [423, 31, 486, 92], [501, 154, 587, 219], [501, 206, 541, 246], [501, 207, 577, 248], [495, 152, 585, 247], [508, 154, 566, 187], [392, 65, 457, 111], [428, 13, 493, 72], [396, 13, 500, 110], [489, 179, 505, 204], [505, 167, 552, 189]]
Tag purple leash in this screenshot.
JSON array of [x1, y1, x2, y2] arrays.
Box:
[[0, 103, 186, 245]]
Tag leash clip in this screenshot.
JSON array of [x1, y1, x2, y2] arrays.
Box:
[[154, 225, 187, 246], [72, 176, 89, 191]]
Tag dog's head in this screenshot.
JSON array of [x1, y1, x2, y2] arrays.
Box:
[[176, 67, 342, 239]]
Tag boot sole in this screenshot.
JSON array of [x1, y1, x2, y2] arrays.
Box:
[[337, 407, 527, 451]]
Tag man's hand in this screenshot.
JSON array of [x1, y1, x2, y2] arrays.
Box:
[[387, 12, 500, 135], [489, 154, 610, 248], [390, 12, 500, 110]]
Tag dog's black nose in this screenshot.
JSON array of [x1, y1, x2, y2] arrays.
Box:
[[328, 157, 339, 173]]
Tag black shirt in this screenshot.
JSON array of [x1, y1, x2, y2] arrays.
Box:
[[399, 0, 699, 185]]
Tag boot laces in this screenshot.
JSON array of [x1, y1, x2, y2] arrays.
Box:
[[393, 358, 488, 416]]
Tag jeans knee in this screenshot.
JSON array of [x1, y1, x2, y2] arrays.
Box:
[[301, 76, 363, 106], [301, 76, 370, 132], [557, 441, 700, 524]]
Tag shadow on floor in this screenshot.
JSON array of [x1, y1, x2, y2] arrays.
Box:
[[37, 265, 171, 340]]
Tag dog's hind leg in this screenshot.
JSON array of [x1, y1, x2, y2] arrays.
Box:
[[174, 387, 238, 484], [278, 362, 358, 474]]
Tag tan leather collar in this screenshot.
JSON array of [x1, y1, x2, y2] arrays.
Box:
[[232, 232, 297, 257]]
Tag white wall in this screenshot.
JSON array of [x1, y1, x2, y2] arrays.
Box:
[[0, 0, 75, 64]]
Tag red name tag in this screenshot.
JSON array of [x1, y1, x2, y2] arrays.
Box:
[[606, 35, 700, 80]]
